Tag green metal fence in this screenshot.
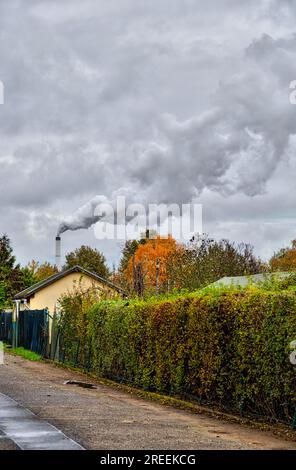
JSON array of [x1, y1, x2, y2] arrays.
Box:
[[18, 310, 49, 355], [0, 309, 49, 356], [0, 311, 13, 344]]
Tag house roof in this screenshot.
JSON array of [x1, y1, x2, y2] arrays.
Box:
[[14, 265, 125, 300], [209, 272, 293, 288]]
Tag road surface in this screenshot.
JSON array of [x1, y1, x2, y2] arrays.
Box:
[[0, 354, 295, 450]]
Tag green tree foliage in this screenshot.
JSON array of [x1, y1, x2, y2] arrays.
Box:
[[0, 282, 6, 310], [0, 234, 24, 305], [20, 266, 37, 289], [119, 240, 140, 273], [64, 245, 110, 278], [22, 260, 58, 288], [168, 236, 265, 291], [35, 262, 58, 282]]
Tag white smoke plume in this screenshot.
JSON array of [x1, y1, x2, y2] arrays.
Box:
[[57, 195, 137, 236], [57, 195, 114, 236]]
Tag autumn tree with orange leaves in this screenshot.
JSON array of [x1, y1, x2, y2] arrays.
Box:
[[125, 235, 183, 296], [119, 234, 263, 296], [270, 240, 296, 272]]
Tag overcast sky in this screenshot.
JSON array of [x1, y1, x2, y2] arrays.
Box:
[[0, 0, 296, 267]]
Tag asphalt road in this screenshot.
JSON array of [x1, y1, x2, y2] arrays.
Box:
[[0, 354, 295, 450]]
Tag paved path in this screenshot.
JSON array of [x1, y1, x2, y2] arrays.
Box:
[[0, 354, 295, 450], [0, 392, 83, 450]]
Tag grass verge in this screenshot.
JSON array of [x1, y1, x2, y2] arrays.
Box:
[[4, 345, 42, 362]]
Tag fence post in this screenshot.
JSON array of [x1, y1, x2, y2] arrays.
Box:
[[12, 301, 20, 349], [53, 330, 60, 361], [74, 340, 80, 367], [291, 409, 296, 430], [12, 306, 16, 348]]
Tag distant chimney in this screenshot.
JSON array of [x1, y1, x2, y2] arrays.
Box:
[[55, 236, 61, 272]]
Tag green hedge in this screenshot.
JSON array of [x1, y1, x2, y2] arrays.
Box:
[[59, 288, 296, 424]]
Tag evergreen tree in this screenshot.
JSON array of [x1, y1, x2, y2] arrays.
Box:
[[0, 234, 23, 305], [0, 282, 6, 310], [119, 240, 140, 273], [20, 266, 36, 290]]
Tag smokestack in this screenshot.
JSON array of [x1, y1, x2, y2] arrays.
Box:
[[55, 236, 61, 272]]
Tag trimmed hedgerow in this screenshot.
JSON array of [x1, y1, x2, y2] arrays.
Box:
[[59, 287, 296, 424]]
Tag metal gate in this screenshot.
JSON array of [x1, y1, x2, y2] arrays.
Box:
[[0, 311, 13, 344], [18, 309, 49, 355]]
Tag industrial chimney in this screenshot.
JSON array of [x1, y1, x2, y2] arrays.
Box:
[[55, 236, 61, 272]]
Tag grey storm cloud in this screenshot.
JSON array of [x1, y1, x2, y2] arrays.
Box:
[[0, 0, 296, 262]]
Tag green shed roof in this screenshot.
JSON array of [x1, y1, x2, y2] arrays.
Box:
[[209, 272, 293, 288]]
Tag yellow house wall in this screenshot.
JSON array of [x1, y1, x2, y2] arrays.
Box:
[[27, 272, 118, 314]]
